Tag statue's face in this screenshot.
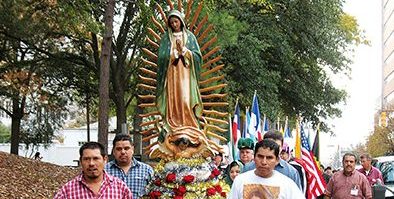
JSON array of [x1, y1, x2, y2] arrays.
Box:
[[169, 16, 182, 32]]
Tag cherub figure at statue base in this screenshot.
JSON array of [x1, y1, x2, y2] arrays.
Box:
[[150, 126, 218, 160]]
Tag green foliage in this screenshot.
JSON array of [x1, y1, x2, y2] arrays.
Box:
[[20, 102, 67, 150], [366, 126, 392, 157], [209, 0, 364, 131], [366, 115, 394, 157], [0, 122, 11, 143], [0, 0, 100, 152]]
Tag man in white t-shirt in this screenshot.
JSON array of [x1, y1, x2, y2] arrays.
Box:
[[228, 139, 305, 199]]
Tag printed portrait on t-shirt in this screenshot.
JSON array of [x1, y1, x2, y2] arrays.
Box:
[[243, 184, 280, 199]]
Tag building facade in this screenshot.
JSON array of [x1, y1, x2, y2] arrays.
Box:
[[382, 0, 394, 106]]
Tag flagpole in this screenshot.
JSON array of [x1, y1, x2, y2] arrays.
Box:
[[294, 116, 301, 159], [228, 115, 234, 162]]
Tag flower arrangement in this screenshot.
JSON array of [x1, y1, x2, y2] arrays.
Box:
[[144, 158, 230, 199]]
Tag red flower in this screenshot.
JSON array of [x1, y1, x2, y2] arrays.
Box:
[[220, 192, 227, 197], [166, 172, 177, 183], [214, 185, 222, 193], [209, 173, 215, 179], [173, 185, 187, 196], [174, 196, 184, 199], [149, 190, 162, 199], [153, 178, 161, 186], [182, 175, 195, 183], [206, 187, 217, 196], [211, 168, 221, 176]]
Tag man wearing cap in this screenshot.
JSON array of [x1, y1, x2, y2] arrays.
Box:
[[243, 131, 302, 190], [105, 133, 154, 199], [237, 138, 255, 165]]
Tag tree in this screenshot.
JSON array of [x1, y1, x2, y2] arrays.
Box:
[[366, 124, 394, 157], [211, 0, 366, 131], [20, 100, 67, 152], [0, 0, 99, 154], [108, 1, 154, 133]]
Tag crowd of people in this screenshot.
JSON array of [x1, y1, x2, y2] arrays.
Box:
[[52, 130, 385, 199], [222, 131, 384, 199]]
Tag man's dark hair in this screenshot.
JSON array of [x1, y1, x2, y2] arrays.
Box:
[[325, 166, 332, 171], [263, 130, 284, 145], [342, 152, 357, 163], [112, 133, 134, 147], [79, 142, 106, 158], [254, 139, 280, 158]]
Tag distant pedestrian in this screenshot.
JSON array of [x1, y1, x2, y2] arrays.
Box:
[[324, 153, 372, 199], [105, 133, 153, 199], [322, 166, 333, 184], [34, 152, 42, 160], [281, 143, 307, 195], [358, 153, 384, 186], [54, 142, 132, 199]]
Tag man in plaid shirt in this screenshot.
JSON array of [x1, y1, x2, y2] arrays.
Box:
[[105, 133, 153, 198], [54, 142, 132, 199]]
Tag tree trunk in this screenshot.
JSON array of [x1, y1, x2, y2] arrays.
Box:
[[86, 93, 90, 142], [112, 76, 126, 134], [98, 0, 115, 152], [10, 97, 23, 155], [133, 105, 143, 159]]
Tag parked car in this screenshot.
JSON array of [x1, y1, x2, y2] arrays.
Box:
[[373, 156, 394, 198]]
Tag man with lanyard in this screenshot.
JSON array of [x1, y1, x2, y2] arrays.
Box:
[[324, 153, 372, 199]]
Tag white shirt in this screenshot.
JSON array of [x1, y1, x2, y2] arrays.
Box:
[[228, 170, 305, 199]]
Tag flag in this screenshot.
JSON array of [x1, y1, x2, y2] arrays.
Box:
[[263, 114, 269, 134], [279, 125, 284, 135], [294, 119, 301, 159], [231, 101, 241, 160], [283, 116, 292, 153], [284, 116, 292, 138], [249, 91, 262, 141], [244, 107, 256, 141], [312, 124, 320, 161], [300, 124, 326, 199]]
